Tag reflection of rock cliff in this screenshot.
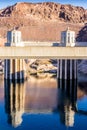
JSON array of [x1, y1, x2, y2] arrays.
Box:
[[25, 77, 57, 112]]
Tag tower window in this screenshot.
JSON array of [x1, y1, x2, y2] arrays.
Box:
[[68, 36, 70, 43], [72, 37, 73, 43], [13, 33, 15, 43], [67, 33, 70, 43], [17, 35, 19, 43]]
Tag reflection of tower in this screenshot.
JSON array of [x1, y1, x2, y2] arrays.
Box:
[[58, 79, 77, 127], [4, 80, 25, 127], [4, 28, 26, 80]]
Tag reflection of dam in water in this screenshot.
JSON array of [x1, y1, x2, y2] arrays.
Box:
[[4, 78, 87, 128], [4, 78, 58, 127], [5, 80, 25, 127], [57, 79, 77, 127]]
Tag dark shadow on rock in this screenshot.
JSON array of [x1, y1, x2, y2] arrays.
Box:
[[76, 23, 87, 42]]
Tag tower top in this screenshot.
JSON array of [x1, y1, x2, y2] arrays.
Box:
[[61, 28, 75, 47], [7, 28, 23, 46], [67, 27, 70, 31], [13, 27, 16, 31]]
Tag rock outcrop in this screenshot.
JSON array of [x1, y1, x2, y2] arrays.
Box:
[[0, 2, 87, 23], [0, 2, 87, 44]]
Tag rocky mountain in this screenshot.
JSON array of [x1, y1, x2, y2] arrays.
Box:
[[0, 2, 87, 23], [0, 2, 87, 45]]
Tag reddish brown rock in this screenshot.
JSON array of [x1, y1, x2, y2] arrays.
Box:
[[0, 2, 87, 43]]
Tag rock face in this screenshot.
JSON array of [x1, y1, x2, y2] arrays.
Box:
[[78, 60, 87, 74], [26, 59, 57, 75], [76, 24, 87, 42], [0, 2, 87, 44], [0, 2, 87, 23]]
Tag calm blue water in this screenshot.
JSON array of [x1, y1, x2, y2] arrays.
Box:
[[0, 76, 87, 130]]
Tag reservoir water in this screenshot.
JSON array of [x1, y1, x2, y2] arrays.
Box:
[[0, 75, 87, 130]]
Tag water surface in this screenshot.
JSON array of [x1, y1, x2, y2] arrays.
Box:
[[0, 76, 87, 130]]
